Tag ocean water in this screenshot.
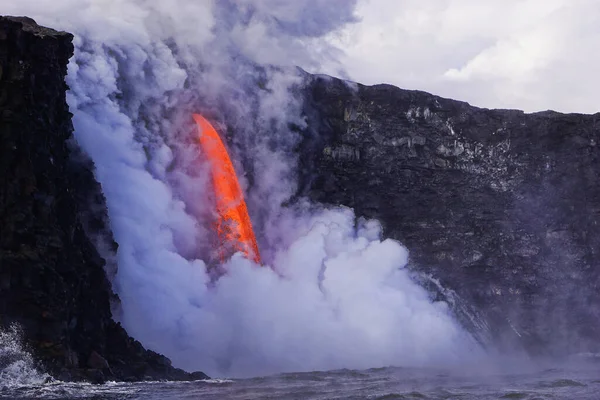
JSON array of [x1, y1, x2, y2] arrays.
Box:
[[2, 361, 599, 399]]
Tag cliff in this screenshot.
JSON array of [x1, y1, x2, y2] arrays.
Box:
[[300, 76, 600, 355], [0, 16, 207, 382]]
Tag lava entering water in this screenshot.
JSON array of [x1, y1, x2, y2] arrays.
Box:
[[193, 114, 261, 264]]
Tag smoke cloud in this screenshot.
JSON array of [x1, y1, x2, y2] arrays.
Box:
[[6, 0, 484, 377], [319, 0, 600, 113]]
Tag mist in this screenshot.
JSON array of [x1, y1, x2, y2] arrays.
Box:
[[5, 0, 484, 377]]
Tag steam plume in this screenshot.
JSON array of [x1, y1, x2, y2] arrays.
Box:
[[6, 0, 484, 377]]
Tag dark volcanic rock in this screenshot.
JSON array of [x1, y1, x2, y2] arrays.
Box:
[[0, 16, 207, 382], [301, 75, 600, 355]]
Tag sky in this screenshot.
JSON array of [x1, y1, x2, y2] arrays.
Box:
[[317, 0, 600, 114]]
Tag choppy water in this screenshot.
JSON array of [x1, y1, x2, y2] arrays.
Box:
[[2, 360, 599, 400]]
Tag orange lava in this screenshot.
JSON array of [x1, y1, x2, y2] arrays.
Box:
[[193, 114, 261, 264]]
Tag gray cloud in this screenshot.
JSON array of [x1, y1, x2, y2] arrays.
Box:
[[320, 0, 600, 113]]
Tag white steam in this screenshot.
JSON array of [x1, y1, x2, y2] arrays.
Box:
[[6, 0, 483, 377]]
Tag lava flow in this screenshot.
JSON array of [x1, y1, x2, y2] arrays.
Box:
[[193, 114, 261, 264]]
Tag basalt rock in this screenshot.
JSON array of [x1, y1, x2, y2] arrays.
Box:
[[300, 75, 600, 355], [0, 16, 208, 382]]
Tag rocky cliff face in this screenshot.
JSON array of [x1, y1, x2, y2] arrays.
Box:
[[301, 75, 600, 355], [0, 16, 207, 382]]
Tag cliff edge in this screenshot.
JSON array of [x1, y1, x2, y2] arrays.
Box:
[[301, 75, 600, 355], [0, 16, 207, 382]]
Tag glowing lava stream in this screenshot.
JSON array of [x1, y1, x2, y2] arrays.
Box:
[[193, 114, 261, 264]]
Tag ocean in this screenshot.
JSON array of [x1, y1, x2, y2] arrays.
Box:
[[3, 361, 599, 399]]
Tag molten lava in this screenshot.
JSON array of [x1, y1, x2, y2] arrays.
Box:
[[193, 114, 261, 264]]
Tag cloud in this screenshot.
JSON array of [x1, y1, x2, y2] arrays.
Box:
[[320, 0, 600, 113]]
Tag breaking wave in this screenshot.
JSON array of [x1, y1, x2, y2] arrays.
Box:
[[0, 325, 51, 387]]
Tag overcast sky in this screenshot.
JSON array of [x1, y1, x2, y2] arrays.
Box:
[[6, 0, 597, 114], [316, 0, 599, 114]]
